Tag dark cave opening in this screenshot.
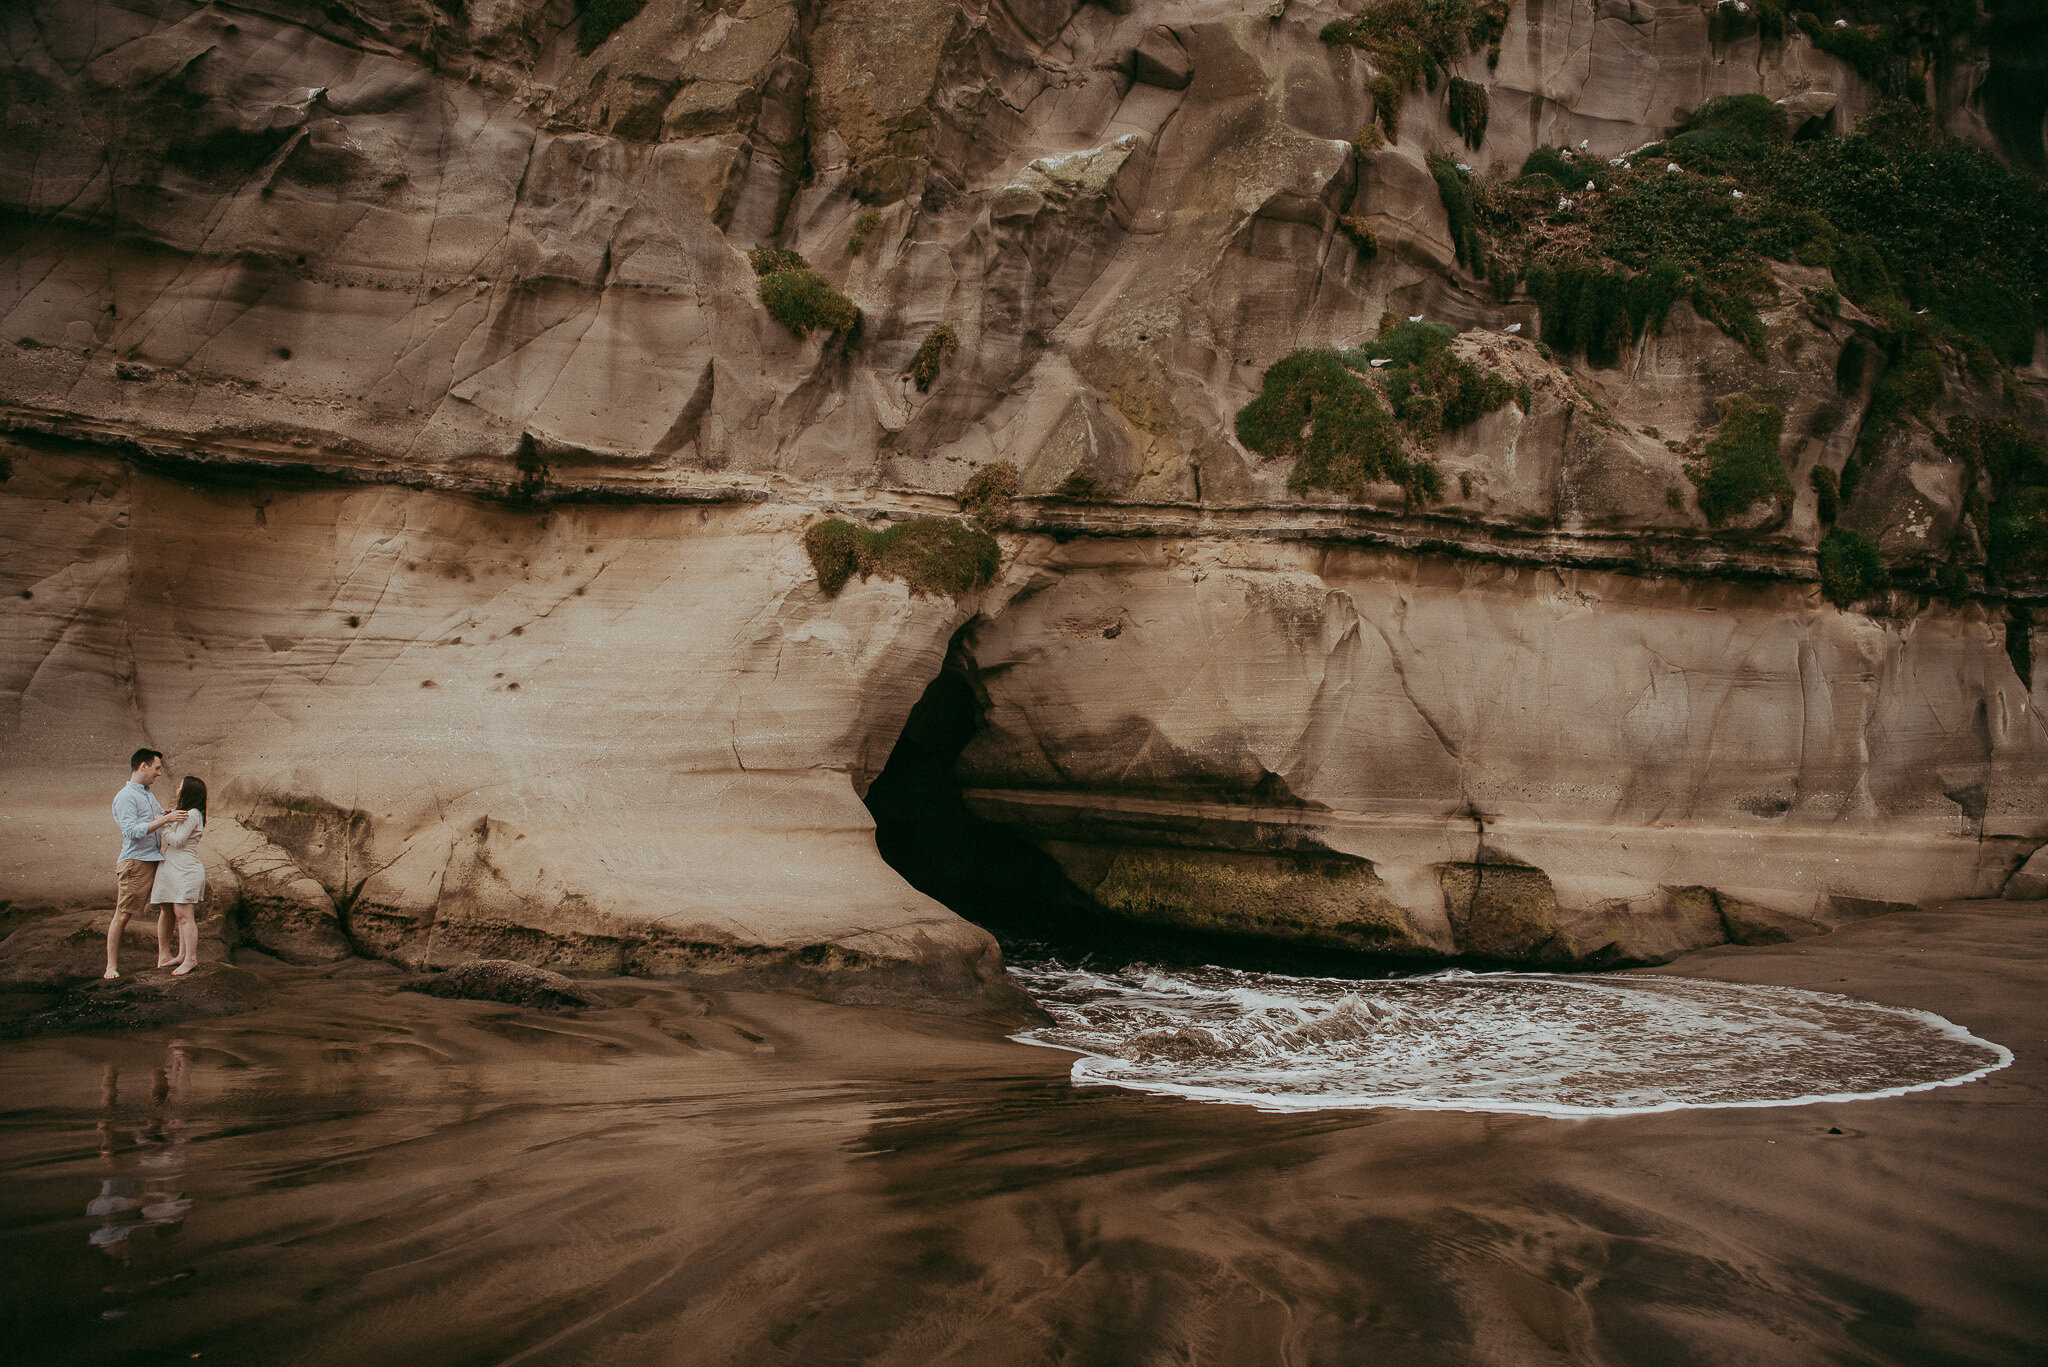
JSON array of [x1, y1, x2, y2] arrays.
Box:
[[861, 626, 1426, 979]]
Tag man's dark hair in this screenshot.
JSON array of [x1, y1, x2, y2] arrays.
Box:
[[129, 748, 163, 771]]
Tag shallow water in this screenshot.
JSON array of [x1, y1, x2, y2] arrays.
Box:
[[1010, 961, 2012, 1116], [2, 910, 2045, 1366]]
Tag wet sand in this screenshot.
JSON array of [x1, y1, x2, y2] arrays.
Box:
[[2, 901, 2044, 1366]]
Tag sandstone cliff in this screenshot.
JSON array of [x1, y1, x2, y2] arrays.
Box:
[[3, 0, 2044, 997]]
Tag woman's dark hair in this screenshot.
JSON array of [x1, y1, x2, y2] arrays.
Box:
[[176, 776, 207, 816]]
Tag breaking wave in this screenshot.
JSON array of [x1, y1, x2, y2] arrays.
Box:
[[1008, 962, 2011, 1117]]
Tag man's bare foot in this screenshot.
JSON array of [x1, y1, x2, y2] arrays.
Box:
[[157, 957, 175, 969], [170, 962, 196, 977], [103, 968, 120, 980]]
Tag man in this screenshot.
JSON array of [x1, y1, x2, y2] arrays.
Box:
[[105, 749, 187, 979]]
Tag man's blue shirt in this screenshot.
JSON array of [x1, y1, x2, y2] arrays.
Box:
[[112, 781, 165, 863]]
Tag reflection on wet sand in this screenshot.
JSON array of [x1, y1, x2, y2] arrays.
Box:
[[87, 1047, 198, 1272], [0, 904, 2043, 1366]]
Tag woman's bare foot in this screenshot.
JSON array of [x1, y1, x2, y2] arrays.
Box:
[[156, 956, 175, 969], [170, 962, 196, 977], [103, 968, 121, 980]]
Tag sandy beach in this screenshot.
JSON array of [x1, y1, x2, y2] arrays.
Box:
[[2, 900, 2043, 1366]]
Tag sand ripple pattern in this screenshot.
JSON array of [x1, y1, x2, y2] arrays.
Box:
[[1010, 963, 2012, 1116]]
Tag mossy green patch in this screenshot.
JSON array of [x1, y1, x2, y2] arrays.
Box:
[[802, 517, 1000, 597], [1818, 528, 1890, 606], [1094, 848, 1433, 956], [1691, 395, 1792, 526], [1436, 863, 1558, 961]]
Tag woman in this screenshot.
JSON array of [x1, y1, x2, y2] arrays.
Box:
[[149, 778, 207, 976]]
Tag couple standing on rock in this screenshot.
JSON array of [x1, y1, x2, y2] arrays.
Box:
[[106, 749, 208, 979]]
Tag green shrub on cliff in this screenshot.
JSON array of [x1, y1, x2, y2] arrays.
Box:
[[1818, 528, 1890, 606], [847, 210, 881, 256], [1362, 317, 1456, 364], [1707, 0, 1787, 44], [1339, 215, 1380, 258], [1810, 464, 1840, 524], [1945, 415, 2048, 492], [1518, 146, 1607, 193], [759, 268, 861, 338], [1368, 75, 1402, 141], [1356, 320, 1512, 438], [1236, 349, 1441, 504], [957, 461, 1019, 526], [1666, 95, 1788, 173], [1948, 416, 2048, 581], [747, 247, 808, 276], [1428, 154, 1485, 272], [1855, 345, 1943, 459], [1523, 258, 1629, 366], [1798, 12, 1893, 86], [1474, 102, 2048, 367], [909, 325, 958, 391], [1691, 396, 1792, 526], [1322, 0, 1510, 140], [803, 517, 1000, 597], [1448, 78, 1488, 150]]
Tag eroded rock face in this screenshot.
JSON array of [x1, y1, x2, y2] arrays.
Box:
[[6, 0, 2034, 514], [1, 0, 2045, 989], [0, 444, 1024, 1006], [954, 540, 2046, 965]]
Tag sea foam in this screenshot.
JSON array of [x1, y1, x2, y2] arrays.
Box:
[[1008, 961, 2011, 1117]]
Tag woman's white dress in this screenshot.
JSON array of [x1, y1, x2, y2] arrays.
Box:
[[149, 812, 206, 904]]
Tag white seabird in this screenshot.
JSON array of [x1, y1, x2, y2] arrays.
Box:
[[1504, 322, 1523, 333], [1408, 314, 1424, 322]]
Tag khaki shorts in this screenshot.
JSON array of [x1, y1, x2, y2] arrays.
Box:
[[115, 859, 158, 922]]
